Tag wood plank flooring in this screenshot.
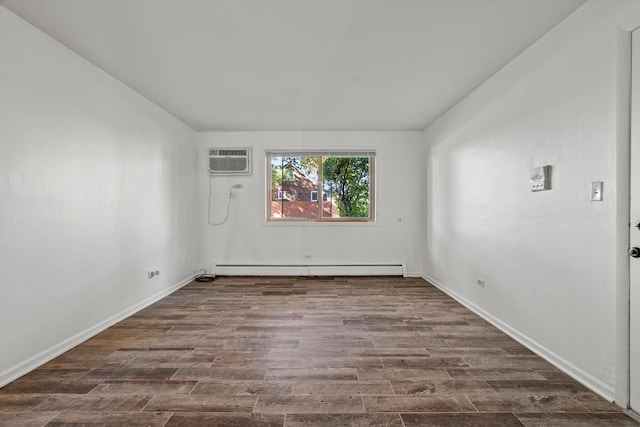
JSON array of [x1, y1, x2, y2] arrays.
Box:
[[1, 276, 637, 426]]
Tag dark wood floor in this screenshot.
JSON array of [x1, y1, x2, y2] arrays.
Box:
[[0, 276, 637, 426]]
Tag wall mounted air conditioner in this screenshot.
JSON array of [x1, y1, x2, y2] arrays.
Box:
[[208, 148, 251, 175]]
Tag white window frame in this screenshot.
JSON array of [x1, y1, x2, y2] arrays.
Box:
[[266, 150, 376, 223]]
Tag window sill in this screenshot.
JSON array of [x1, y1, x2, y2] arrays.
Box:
[[263, 219, 378, 227]]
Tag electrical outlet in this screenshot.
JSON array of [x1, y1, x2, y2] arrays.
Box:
[[477, 278, 485, 288]]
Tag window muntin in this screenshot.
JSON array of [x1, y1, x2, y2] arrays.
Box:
[[267, 151, 375, 222]]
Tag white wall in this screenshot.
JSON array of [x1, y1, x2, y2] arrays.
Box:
[[0, 7, 198, 385], [197, 131, 424, 275], [422, 0, 639, 400]]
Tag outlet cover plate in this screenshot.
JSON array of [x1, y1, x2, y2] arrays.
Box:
[[591, 181, 603, 201]]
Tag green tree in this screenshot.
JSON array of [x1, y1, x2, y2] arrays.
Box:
[[322, 157, 370, 217]]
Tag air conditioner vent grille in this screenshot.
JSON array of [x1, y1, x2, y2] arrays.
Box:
[[209, 149, 248, 156], [209, 147, 251, 175]]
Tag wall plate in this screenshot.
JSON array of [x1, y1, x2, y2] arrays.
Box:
[[591, 181, 603, 201]]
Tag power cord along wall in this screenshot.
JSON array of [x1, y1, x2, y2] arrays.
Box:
[[208, 177, 241, 226]]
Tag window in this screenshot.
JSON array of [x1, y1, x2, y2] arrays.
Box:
[[267, 151, 375, 222], [310, 191, 330, 202]]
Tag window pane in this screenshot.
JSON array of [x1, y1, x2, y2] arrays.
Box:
[[322, 157, 371, 219], [270, 156, 319, 219], [267, 152, 374, 222]]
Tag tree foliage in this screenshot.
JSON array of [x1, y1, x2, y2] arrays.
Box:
[[322, 157, 370, 217]]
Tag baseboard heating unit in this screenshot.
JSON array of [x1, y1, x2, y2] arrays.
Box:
[[213, 264, 406, 277]]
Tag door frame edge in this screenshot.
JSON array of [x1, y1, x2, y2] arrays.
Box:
[[616, 19, 640, 410]]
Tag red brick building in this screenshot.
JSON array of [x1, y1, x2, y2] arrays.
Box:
[[271, 165, 339, 219]]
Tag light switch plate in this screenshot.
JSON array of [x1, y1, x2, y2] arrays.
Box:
[[591, 181, 603, 201]]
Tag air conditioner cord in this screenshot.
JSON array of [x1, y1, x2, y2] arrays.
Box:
[[208, 177, 241, 226], [194, 268, 215, 282]]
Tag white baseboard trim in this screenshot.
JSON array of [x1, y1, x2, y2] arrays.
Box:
[[214, 264, 405, 277], [0, 274, 196, 388], [405, 272, 424, 278], [422, 273, 615, 402]]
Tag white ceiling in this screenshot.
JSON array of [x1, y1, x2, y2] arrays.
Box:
[[1, 0, 585, 131]]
